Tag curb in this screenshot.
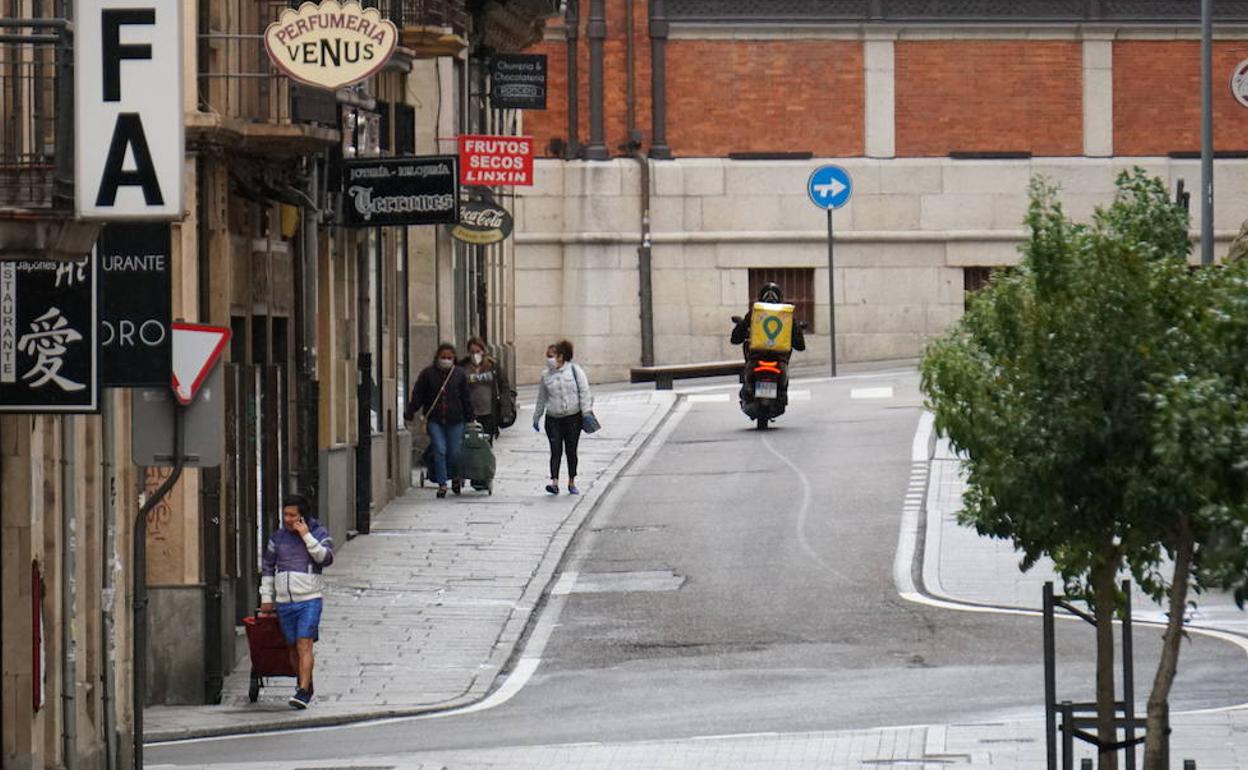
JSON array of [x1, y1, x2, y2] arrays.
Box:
[[146, 392, 681, 744]]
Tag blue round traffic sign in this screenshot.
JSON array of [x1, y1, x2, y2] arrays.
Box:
[[807, 165, 853, 210]]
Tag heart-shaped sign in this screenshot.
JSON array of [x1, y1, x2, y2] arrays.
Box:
[[264, 0, 398, 91]]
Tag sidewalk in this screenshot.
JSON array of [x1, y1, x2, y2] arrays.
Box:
[[145, 389, 676, 741], [924, 429, 1248, 770]]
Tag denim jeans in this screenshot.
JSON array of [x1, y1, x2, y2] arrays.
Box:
[[427, 420, 464, 486]]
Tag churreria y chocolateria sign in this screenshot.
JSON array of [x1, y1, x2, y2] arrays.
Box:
[[264, 0, 398, 90]]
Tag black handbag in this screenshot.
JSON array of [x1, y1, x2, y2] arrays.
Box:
[[573, 364, 600, 434]]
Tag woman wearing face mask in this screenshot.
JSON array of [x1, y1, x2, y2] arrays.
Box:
[[459, 337, 515, 443], [532, 339, 592, 495], [404, 343, 474, 499]]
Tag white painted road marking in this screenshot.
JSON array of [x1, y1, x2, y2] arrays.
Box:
[[689, 393, 730, 403], [851, 386, 894, 400]]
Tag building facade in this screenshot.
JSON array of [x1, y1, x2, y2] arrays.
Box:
[[1, 0, 554, 767], [511, 0, 1248, 385]]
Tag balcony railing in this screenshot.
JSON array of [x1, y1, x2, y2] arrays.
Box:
[[667, 0, 1248, 23], [198, 0, 470, 128], [0, 19, 71, 210], [198, 0, 339, 128], [372, 0, 468, 33]]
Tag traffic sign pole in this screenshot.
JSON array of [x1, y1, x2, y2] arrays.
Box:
[[827, 208, 837, 378], [807, 164, 851, 378]]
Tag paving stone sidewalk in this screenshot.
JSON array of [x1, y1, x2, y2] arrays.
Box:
[[145, 390, 676, 742]]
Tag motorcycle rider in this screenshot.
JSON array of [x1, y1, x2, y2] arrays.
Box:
[[730, 282, 806, 415]]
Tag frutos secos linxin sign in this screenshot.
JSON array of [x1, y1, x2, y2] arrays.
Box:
[[264, 0, 397, 90]]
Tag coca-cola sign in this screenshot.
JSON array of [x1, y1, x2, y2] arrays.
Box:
[[341, 155, 458, 227], [450, 201, 514, 245]]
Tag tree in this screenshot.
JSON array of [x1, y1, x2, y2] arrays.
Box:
[[1141, 255, 1248, 770], [920, 169, 1220, 770]]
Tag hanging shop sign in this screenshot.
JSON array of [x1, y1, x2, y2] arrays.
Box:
[[98, 223, 172, 387], [342, 155, 459, 227], [75, 0, 184, 219], [264, 0, 398, 90], [0, 258, 99, 413], [458, 135, 534, 187], [450, 200, 514, 245], [490, 54, 547, 110]]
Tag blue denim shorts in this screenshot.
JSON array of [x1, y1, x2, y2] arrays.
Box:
[[276, 598, 322, 644]]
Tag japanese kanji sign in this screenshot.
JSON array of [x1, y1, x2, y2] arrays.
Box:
[[0, 258, 100, 413]]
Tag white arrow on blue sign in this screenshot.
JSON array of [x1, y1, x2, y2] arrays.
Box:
[[807, 165, 853, 210]]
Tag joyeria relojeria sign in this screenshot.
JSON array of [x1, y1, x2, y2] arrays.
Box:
[[264, 0, 398, 90]]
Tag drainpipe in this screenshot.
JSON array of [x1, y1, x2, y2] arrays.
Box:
[[101, 397, 119, 770], [197, 155, 223, 705], [584, 0, 608, 160], [648, 0, 672, 158], [564, 0, 579, 158], [635, 149, 654, 366], [134, 410, 185, 770], [625, 5, 654, 366], [61, 416, 78, 770]]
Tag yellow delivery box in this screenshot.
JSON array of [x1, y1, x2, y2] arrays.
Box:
[[749, 301, 796, 353]]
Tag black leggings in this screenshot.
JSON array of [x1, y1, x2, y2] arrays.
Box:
[[545, 412, 583, 480]]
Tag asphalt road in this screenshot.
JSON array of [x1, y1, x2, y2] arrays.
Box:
[[151, 370, 1248, 766]]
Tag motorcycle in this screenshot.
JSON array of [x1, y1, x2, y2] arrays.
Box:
[[732, 315, 801, 430]]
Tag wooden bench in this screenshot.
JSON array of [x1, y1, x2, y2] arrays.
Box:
[[629, 360, 744, 390]]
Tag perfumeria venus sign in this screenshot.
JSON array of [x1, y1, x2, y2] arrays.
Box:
[[264, 0, 398, 90]]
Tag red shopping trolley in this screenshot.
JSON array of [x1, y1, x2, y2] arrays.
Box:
[[243, 611, 295, 702]]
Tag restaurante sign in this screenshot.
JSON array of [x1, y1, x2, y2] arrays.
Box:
[[264, 0, 398, 90]]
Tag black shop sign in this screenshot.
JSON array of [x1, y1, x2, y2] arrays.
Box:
[[0, 257, 100, 413], [98, 223, 172, 387], [342, 156, 459, 227], [490, 54, 547, 110]]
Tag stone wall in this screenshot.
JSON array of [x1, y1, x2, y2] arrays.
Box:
[[513, 157, 1246, 385]]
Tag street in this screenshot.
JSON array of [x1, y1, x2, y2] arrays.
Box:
[[148, 370, 1248, 768]]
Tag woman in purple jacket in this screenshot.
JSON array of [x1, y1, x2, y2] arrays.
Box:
[[259, 494, 333, 709]]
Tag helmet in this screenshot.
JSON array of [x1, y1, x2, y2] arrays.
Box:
[[758, 282, 783, 303]]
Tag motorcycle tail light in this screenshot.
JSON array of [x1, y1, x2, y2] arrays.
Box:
[[753, 360, 782, 374]]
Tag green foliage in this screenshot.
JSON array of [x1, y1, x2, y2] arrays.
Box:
[[920, 168, 1205, 608], [1148, 260, 1248, 605]]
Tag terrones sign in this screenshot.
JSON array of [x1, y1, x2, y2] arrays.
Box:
[[341, 156, 459, 227], [264, 0, 398, 90]]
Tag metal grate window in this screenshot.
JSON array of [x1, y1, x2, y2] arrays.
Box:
[[963, 266, 1017, 310], [0, 19, 72, 209], [749, 268, 816, 329]]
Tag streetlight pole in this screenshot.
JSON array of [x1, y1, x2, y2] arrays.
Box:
[[1201, 0, 1214, 265]]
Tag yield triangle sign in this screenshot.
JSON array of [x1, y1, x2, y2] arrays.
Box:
[[171, 322, 231, 405]]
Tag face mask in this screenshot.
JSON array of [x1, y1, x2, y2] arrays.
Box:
[[472, 352, 483, 365], [438, 358, 453, 370], [546, 357, 558, 369]]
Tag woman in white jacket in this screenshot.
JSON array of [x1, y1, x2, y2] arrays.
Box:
[[532, 339, 592, 495]]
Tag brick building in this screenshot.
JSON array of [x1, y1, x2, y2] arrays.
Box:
[[508, 0, 1248, 384]]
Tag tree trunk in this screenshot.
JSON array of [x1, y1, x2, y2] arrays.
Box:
[[1093, 558, 1120, 770], [1143, 514, 1195, 770]]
